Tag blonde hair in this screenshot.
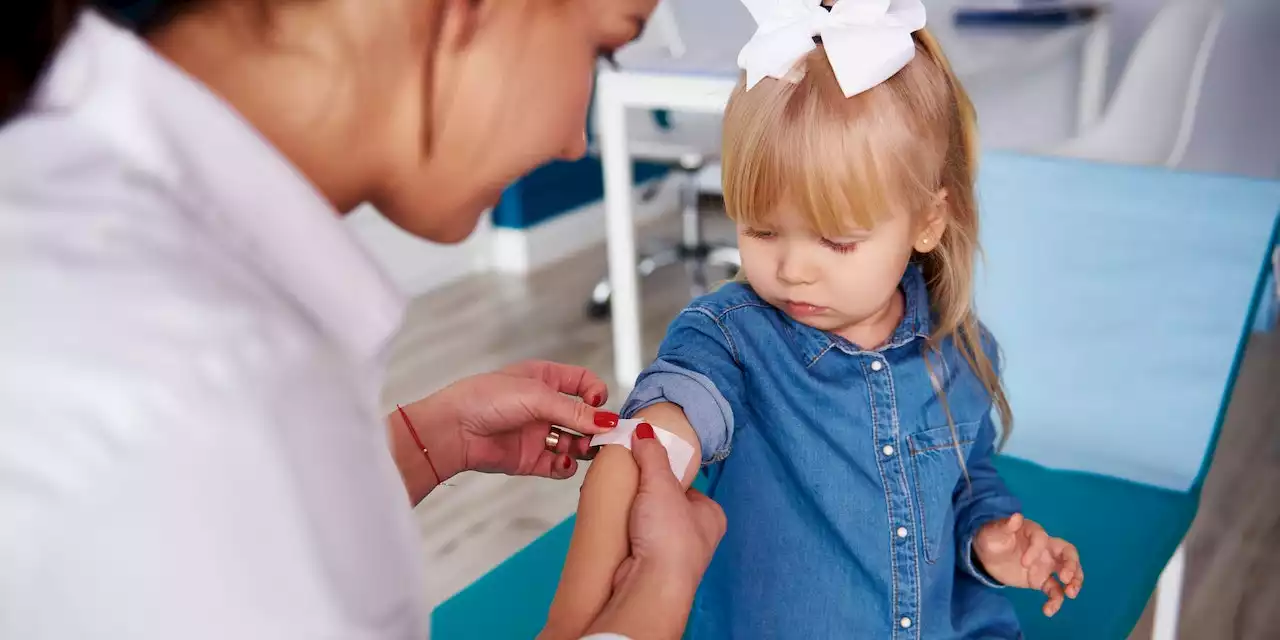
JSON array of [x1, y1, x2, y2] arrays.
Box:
[[721, 30, 1012, 449]]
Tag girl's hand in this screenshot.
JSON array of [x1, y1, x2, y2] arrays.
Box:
[[973, 513, 1084, 617]]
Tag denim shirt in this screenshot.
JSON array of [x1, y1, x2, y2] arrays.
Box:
[[621, 265, 1024, 639]]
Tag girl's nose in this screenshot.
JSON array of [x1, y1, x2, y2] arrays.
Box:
[[776, 249, 817, 286]]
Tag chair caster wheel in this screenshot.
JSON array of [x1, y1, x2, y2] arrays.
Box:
[[586, 298, 612, 320]]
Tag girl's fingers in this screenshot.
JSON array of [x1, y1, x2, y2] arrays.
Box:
[[1070, 561, 1084, 597], [1052, 540, 1084, 597], [1040, 577, 1066, 617], [982, 516, 1020, 554], [1059, 547, 1080, 596], [1027, 553, 1054, 591], [1007, 513, 1024, 533], [1022, 525, 1050, 568]]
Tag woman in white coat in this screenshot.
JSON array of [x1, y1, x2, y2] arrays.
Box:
[[0, 1, 724, 638]]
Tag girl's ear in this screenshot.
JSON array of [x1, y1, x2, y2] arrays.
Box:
[[914, 188, 949, 254]]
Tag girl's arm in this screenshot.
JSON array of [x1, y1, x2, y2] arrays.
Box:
[[540, 403, 701, 640], [542, 305, 743, 638], [952, 410, 1022, 585]]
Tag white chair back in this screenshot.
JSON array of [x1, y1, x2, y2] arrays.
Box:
[[1054, 0, 1226, 167], [1175, 0, 1280, 179]]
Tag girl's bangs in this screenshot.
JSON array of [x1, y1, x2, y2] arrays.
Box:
[[722, 69, 940, 238]]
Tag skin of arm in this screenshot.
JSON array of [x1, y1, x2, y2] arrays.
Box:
[[539, 402, 700, 640]]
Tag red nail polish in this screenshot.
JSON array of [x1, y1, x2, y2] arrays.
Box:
[[588, 393, 604, 407], [636, 422, 656, 440], [594, 412, 619, 428], [561, 456, 573, 470]]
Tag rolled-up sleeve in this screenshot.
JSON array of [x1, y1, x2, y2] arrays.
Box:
[[953, 411, 1023, 587], [620, 308, 744, 463]]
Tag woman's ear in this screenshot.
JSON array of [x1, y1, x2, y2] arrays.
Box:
[[914, 188, 949, 253]]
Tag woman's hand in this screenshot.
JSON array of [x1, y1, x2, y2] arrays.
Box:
[[584, 427, 727, 640], [390, 360, 620, 502], [615, 425, 725, 589], [974, 513, 1084, 617]]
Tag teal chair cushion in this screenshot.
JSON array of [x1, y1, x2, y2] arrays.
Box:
[[431, 459, 1197, 639], [431, 517, 575, 640], [994, 457, 1196, 639]]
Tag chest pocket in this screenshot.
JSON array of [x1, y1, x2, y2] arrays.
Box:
[[908, 421, 980, 564]]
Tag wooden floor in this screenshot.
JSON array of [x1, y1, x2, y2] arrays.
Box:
[[383, 204, 1280, 639]]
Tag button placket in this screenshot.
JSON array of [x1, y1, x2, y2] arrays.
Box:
[[864, 351, 917, 639]]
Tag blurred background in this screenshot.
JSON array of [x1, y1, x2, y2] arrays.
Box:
[[333, 0, 1279, 638]]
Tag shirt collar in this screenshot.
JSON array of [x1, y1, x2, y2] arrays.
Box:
[[783, 263, 933, 365], [32, 11, 408, 363]]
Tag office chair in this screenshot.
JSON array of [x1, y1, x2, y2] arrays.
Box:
[[585, 147, 739, 319], [1050, 0, 1225, 167], [582, 0, 739, 319]]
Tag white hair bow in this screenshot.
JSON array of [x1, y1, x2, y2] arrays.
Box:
[[737, 0, 928, 98]]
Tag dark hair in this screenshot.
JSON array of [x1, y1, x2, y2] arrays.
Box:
[[0, 1, 201, 124]]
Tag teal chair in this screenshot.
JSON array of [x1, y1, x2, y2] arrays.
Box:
[[430, 463, 1198, 640], [433, 156, 1280, 640]]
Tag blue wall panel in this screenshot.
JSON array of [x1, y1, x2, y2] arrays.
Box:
[[491, 156, 669, 230]]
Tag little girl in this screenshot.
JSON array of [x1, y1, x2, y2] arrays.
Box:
[[542, 1, 1083, 638]]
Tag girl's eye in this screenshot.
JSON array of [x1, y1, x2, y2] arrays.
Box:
[[743, 228, 775, 240], [821, 238, 858, 254]]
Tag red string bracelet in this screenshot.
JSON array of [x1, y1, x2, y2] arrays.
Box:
[[396, 404, 443, 488]]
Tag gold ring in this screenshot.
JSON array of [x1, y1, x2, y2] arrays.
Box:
[[544, 429, 563, 453]]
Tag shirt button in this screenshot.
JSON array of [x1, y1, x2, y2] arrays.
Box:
[[871, 360, 883, 371], [897, 527, 908, 538], [883, 445, 895, 456], [901, 617, 913, 629]]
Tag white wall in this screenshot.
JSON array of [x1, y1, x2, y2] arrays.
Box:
[[343, 204, 491, 298]]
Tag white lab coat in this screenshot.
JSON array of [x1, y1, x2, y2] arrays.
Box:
[[0, 11, 426, 639]]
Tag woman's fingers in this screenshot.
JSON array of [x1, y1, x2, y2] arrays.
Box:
[[527, 449, 578, 479], [502, 360, 610, 407], [1040, 577, 1066, 617], [504, 376, 617, 436], [685, 488, 728, 547], [570, 437, 599, 460], [544, 427, 596, 459]]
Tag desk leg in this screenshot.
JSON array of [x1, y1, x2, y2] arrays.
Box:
[[598, 75, 644, 392], [1151, 542, 1185, 640], [1077, 16, 1111, 133]]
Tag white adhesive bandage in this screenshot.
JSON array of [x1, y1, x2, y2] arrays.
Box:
[[590, 418, 695, 481]]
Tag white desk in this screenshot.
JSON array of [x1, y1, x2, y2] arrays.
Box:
[[598, 0, 1111, 389]]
